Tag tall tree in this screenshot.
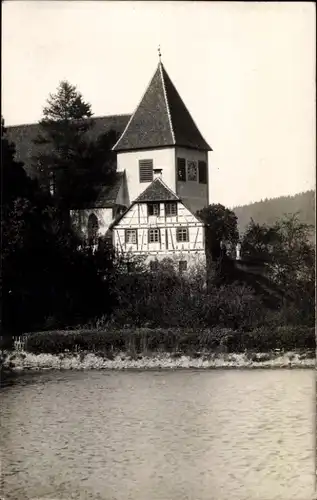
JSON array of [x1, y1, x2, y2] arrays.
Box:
[[33, 81, 95, 207], [197, 204, 239, 260]]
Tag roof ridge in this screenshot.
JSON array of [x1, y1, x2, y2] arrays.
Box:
[[159, 62, 175, 145], [161, 65, 212, 152], [7, 113, 132, 129], [112, 66, 159, 151]]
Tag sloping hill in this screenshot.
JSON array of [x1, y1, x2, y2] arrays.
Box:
[[232, 190, 315, 236]]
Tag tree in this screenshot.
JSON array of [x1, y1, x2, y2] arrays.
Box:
[[33, 81, 95, 207], [2, 117, 113, 334], [241, 214, 315, 325], [241, 219, 280, 264], [197, 204, 239, 260]]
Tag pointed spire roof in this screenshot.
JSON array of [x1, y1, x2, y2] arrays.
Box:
[[135, 177, 179, 203], [113, 62, 212, 152]]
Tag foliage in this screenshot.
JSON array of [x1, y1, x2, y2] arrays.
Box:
[[1, 117, 114, 334], [233, 190, 315, 239], [241, 214, 315, 325], [24, 325, 315, 355], [197, 203, 239, 260]]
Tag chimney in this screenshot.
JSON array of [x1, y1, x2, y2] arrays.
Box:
[[153, 168, 162, 179]]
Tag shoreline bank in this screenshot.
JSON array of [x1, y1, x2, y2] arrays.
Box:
[[2, 350, 315, 372]]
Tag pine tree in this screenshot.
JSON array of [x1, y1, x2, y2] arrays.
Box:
[[33, 81, 95, 207]]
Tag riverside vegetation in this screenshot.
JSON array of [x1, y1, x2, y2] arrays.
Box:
[[1, 82, 315, 371]]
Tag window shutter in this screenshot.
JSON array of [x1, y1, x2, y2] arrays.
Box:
[[139, 160, 153, 183], [198, 161, 207, 184], [177, 158, 186, 181]]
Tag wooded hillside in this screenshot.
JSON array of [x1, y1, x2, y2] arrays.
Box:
[[232, 190, 315, 236]]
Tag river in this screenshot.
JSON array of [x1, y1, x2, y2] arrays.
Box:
[[0, 369, 315, 500]]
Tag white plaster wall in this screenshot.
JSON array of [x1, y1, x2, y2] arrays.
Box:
[[116, 148, 176, 202], [175, 147, 209, 213]]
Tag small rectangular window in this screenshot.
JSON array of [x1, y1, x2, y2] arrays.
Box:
[[187, 160, 198, 181], [150, 260, 159, 271], [148, 228, 160, 243], [165, 202, 177, 217], [176, 227, 189, 242], [139, 160, 153, 183], [179, 260, 188, 272], [177, 158, 186, 181], [125, 229, 137, 244], [165, 229, 168, 249], [148, 203, 160, 216], [198, 161, 207, 184]]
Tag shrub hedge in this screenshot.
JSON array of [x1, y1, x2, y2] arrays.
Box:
[[22, 326, 315, 355]]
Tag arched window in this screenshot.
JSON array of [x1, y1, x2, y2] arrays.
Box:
[[87, 213, 99, 246]]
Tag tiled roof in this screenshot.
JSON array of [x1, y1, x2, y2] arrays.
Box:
[[70, 172, 125, 210], [6, 115, 131, 178], [135, 177, 179, 203], [113, 62, 212, 152]]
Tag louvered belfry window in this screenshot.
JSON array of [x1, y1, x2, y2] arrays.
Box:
[[177, 158, 186, 181], [139, 159, 153, 183], [198, 161, 207, 184]]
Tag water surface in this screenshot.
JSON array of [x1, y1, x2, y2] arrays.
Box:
[[1, 369, 315, 500]]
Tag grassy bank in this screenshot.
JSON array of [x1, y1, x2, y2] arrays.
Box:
[[2, 349, 315, 372], [1, 326, 315, 372]]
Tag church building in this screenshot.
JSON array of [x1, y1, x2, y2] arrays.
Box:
[[7, 55, 212, 270], [109, 56, 212, 270]]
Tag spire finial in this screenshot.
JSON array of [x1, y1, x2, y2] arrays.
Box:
[[158, 45, 161, 62]]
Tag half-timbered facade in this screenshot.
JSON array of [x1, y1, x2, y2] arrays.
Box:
[[111, 176, 206, 270]]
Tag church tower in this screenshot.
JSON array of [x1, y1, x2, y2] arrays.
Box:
[[113, 55, 212, 214]]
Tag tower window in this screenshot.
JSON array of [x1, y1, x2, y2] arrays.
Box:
[[165, 202, 177, 217], [177, 158, 186, 181], [148, 228, 160, 243], [176, 227, 189, 242], [125, 229, 137, 244], [139, 160, 153, 183], [148, 203, 160, 216], [198, 161, 207, 184], [187, 161, 198, 181]]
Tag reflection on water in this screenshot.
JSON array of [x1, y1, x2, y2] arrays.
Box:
[[0, 369, 315, 500]]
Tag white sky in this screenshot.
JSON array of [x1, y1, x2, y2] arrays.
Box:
[[2, 1, 315, 207]]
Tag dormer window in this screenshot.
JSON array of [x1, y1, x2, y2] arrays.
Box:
[[139, 160, 153, 183], [148, 203, 160, 217]]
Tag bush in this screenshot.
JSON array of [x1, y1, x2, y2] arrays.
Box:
[[23, 325, 315, 355]]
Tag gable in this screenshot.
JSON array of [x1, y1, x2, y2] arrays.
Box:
[[135, 177, 179, 203]]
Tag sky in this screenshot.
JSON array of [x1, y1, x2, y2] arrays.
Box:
[[2, 1, 315, 207]]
